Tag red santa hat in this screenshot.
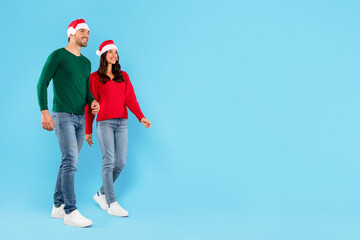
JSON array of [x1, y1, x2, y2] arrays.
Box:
[[67, 19, 90, 37], [96, 40, 118, 56]]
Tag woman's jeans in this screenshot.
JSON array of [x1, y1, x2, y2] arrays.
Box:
[[52, 112, 85, 214], [97, 118, 128, 205]]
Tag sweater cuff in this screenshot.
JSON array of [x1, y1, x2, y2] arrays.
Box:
[[137, 114, 145, 122]]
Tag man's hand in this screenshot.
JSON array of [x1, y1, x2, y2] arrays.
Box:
[[41, 110, 55, 131], [141, 118, 151, 128], [91, 100, 100, 115], [85, 134, 93, 146]]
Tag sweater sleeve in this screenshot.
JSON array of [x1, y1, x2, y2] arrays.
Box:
[[37, 51, 60, 111], [85, 104, 95, 134], [89, 73, 100, 102], [86, 62, 95, 105], [85, 74, 99, 134], [124, 72, 145, 122]]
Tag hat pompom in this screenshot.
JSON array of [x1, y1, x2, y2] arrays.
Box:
[[96, 50, 101, 56]]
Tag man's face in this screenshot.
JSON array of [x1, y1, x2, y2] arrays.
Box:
[[74, 28, 89, 47]]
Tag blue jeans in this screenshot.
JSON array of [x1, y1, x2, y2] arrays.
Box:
[[52, 112, 85, 214], [97, 118, 128, 204]]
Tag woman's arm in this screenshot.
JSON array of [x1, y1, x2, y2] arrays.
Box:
[[124, 72, 145, 122]]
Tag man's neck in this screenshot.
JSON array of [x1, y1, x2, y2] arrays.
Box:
[[65, 42, 81, 56]]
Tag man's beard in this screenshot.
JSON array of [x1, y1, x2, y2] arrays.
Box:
[[75, 37, 88, 47]]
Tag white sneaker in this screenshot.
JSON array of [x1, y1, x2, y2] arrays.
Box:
[[51, 204, 65, 219], [93, 191, 107, 210], [107, 202, 129, 217], [64, 210, 93, 228]]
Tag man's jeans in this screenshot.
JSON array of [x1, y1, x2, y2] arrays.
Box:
[[97, 118, 128, 205], [52, 112, 85, 214]]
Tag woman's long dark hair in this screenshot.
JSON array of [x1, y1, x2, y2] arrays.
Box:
[[97, 51, 124, 84]]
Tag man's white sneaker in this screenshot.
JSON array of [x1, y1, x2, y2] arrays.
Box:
[[93, 191, 107, 210], [107, 202, 129, 217], [51, 204, 65, 219], [64, 210, 93, 228]]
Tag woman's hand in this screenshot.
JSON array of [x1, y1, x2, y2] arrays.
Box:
[[141, 118, 151, 128], [85, 134, 94, 146]]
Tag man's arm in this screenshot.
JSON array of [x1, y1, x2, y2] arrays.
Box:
[[41, 110, 55, 131], [86, 76, 95, 106], [37, 51, 59, 131], [86, 79, 100, 115]]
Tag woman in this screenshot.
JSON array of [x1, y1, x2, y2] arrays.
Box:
[[85, 40, 151, 217]]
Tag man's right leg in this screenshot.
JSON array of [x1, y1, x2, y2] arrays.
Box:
[[54, 164, 64, 207], [53, 112, 79, 214], [53, 112, 92, 227], [51, 164, 65, 218]]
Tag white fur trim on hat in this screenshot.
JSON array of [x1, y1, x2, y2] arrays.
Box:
[[67, 28, 76, 37], [75, 23, 89, 31], [96, 44, 118, 56], [67, 23, 90, 37]]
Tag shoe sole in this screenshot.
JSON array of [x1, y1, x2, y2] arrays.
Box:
[[107, 211, 129, 217], [64, 220, 92, 228]]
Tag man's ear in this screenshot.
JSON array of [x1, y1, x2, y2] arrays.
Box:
[[68, 34, 75, 42]]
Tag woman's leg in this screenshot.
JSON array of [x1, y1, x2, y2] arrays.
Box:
[[113, 119, 128, 185], [97, 119, 117, 205], [99, 119, 128, 201]]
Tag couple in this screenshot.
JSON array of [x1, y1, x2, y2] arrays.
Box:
[[37, 19, 151, 228]]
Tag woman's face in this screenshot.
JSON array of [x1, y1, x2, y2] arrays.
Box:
[[106, 49, 118, 65]]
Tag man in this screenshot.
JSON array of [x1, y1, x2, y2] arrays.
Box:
[[37, 19, 100, 228]]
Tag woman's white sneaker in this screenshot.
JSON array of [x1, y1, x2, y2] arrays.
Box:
[[107, 202, 129, 217], [93, 191, 107, 210], [64, 210, 93, 228], [51, 204, 65, 218]]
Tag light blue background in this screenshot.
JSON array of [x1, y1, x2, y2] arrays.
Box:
[[0, 0, 359, 239]]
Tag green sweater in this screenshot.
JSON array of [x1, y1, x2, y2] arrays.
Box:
[[37, 48, 95, 114]]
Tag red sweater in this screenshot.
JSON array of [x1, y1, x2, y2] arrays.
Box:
[[85, 71, 145, 134]]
